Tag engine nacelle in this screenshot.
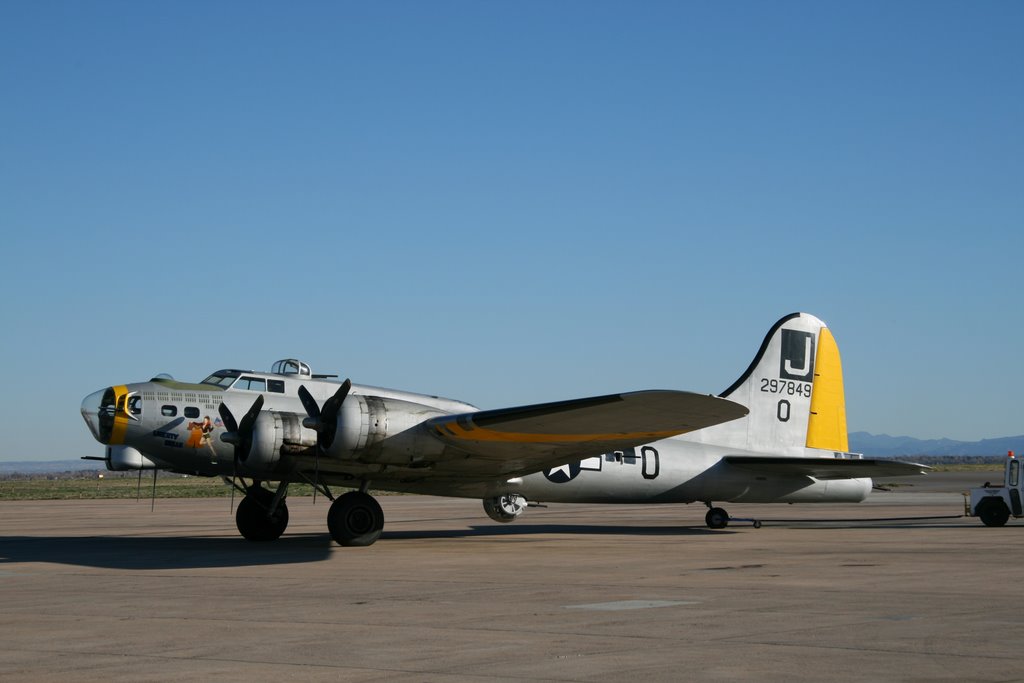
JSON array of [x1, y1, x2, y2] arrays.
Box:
[[239, 412, 284, 476], [483, 494, 527, 523], [105, 445, 158, 471], [323, 395, 448, 462]]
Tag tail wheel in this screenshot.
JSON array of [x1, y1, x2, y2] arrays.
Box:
[[978, 500, 1010, 527], [705, 507, 729, 529], [328, 491, 384, 547]]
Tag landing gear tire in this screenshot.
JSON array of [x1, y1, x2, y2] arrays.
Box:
[[978, 500, 1010, 527], [328, 491, 384, 547], [705, 507, 729, 530], [236, 492, 289, 541]]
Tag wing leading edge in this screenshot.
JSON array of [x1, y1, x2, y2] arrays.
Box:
[[424, 390, 748, 479], [725, 456, 930, 480]]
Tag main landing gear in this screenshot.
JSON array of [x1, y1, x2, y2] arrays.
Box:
[[228, 476, 387, 547], [234, 482, 290, 541], [327, 491, 385, 547], [704, 503, 762, 530]]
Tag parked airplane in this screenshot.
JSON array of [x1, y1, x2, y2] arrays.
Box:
[[80, 312, 926, 546]]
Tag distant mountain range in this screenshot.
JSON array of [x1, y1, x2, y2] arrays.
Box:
[[850, 432, 1024, 458]]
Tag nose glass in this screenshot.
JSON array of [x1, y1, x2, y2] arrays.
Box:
[[81, 388, 110, 443]]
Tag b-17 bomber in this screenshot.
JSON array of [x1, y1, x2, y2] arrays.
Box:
[[81, 313, 927, 547]]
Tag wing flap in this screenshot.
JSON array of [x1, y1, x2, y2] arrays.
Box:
[[725, 456, 930, 480]]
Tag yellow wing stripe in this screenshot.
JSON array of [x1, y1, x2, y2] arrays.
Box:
[[436, 422, 686, 444]]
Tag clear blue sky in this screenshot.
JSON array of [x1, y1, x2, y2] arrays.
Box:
[[2, 1, 1021, 461]]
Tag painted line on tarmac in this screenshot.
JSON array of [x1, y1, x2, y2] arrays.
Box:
[[566, 600, 699, 611]]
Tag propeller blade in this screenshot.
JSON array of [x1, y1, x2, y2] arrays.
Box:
[[318, 380, 351, 450], [297, 380, 351, 452], [238, 395, 264, 434], [217, 395, 264, 463], [317, 376, 350, 450], [321, 379, 352, 417], [297, 385, 320, 424], [218, 402, 238, 434]]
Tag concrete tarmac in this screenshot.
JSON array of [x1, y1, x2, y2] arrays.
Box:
[[1, 471, 1020, 682]]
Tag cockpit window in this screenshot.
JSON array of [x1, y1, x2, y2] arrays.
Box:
[[234, 377, 266, 392], [201, 370, 241, 388]]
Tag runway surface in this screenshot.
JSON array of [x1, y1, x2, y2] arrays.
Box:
[[1, 470, 1020, 682]]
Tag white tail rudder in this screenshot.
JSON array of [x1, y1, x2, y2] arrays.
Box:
[[683, 313, 849, 456]]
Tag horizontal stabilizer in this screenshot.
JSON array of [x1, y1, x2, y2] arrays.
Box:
[[725, 456, 930, 480]]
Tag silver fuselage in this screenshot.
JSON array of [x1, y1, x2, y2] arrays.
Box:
[[81, 373, 870, 506]]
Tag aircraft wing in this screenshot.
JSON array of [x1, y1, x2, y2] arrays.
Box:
[[424, 391, 748, 479], [724, 456, 930, 479]]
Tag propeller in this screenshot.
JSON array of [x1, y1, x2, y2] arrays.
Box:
[[218, 395, 265, 463], [298, 379, 351, 505], [218, 395, 265, 511], [298, 379, 351, 452]]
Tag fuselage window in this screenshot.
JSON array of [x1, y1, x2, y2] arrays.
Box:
[[267, 379, 285, 393], [161, 405, 177, 417], [128, 396, 143, 416], [235, 377, 266, 392], [184, 407, 200, 419]]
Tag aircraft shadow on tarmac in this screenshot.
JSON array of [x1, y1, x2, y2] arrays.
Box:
[[0, 517, 978, 569], [0, 524, 728, 569], [0, 534, 335, 570]]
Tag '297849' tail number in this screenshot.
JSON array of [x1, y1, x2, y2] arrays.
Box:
[[760, 378, 811, 398]]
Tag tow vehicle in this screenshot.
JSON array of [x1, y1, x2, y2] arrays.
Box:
[[967, 451, 1023, 526]]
